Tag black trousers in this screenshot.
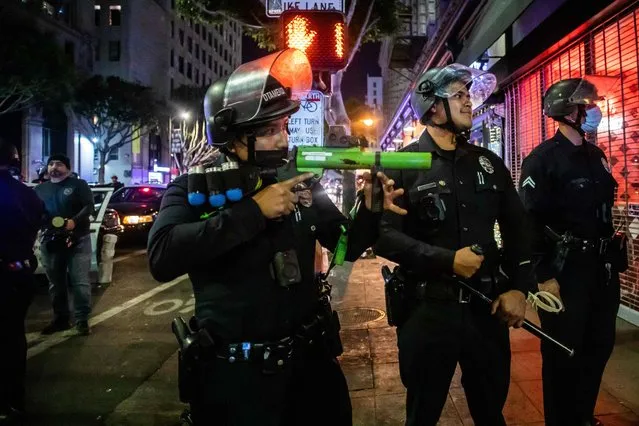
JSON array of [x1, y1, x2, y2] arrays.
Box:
[[397, 299, 511, 426], [539, 254, 620, 426], [189, 344, 352, 426], [0, 270, 35, 413]]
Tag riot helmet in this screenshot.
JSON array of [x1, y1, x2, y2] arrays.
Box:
[[543, 75, 619, 135], [204, 49, 312, 168], [410, 63, 496, 133]]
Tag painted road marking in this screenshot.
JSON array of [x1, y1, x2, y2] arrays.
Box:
[[112, 249, 147, 264], [27, 274, 188, 359], [143, 297, 195, 316]]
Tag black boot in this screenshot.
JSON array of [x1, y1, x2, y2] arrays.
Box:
[[41, 318, 71, 335]]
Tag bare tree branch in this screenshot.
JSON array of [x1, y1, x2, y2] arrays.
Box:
[[345, 0, 375, 70], [346, 0, 358, 25], [188, 1, 263, 29]]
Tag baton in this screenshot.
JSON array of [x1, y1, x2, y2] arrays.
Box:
[[465, 245, 575, 358]]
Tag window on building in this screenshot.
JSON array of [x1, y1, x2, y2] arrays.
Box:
[[187, 62, 192, 79], [108, 41, 121, 61], [189, 19, 193, 28], [224, 49, 228, 62], [208, 32, 212, 46], [42, 128, 51, 158], [171, 21, 174, 38], [208, 54, 212, 69], [171, 0, 175, 9], [373, 90, 377, 96], [188, 36, 192, 53], [214, 60, 218, 74], [170, 78, 174, 93], [178, 56, 184, 74], [195, 23, 200, 33], [109, 5, 121, 26], [214, 38, 218, 51], [195, 69, 199, 84], [201, 49, 206, 64], [170, 49, 174, 67], [195, 43, 199, 59], [372, 82, 376, 88], [109, 150, 119, 161], [229, 34, 233, 46], [94, 5, 100, 26]]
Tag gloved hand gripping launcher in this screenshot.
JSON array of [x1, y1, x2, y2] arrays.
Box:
[[294, 147, 432, 213]]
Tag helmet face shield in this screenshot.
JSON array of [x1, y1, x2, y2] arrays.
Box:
[[411, 63, 496, 122], [223, 49, 312, 124], [569, 75, 620, 106], [429, 64, 497, 109]]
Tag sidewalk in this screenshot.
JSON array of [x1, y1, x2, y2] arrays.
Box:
[[105, 256, 639, 425], [335, 257, 639, 426]]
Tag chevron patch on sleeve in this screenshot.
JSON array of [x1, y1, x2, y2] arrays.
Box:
[[521, 176, 536, 189]]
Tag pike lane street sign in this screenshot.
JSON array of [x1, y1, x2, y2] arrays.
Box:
[[266, 0, 344, 17]]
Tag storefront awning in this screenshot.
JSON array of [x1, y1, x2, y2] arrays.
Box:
[[456, 0, 534, 66]]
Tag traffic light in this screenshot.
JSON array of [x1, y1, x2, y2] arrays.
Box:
[[281, 10, 348, 72]]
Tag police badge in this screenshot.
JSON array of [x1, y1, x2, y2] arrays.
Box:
[[478, 156, 495, 174]]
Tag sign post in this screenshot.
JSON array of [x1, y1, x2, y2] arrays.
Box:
[[267, 0, 344, 17], [288, 90, 325, 148]]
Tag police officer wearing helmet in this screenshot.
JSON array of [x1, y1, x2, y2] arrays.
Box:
[[374, 64, 535, 426], [519, 76, 623, 426], [147, 49, 405, 426], [0, 138, 44, 423]]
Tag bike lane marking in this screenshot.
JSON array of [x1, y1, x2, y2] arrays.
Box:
[[27, 274, 188, 359]]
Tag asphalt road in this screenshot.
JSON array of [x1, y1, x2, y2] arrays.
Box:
[[23, 240, 191, 425]]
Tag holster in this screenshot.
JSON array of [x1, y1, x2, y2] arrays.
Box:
[[172, 317, 214, 403], [317, 288, 343, 358], [603, 232, 629, 273], [382, 266, 414, 327]]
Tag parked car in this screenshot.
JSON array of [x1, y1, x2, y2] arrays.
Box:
[[105, 184, 167, 240]]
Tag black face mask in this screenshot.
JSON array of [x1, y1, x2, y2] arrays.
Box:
[[253, 148, 289, 169]]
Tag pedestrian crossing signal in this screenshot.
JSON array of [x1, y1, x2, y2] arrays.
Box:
[[281, 10, 348, 72]]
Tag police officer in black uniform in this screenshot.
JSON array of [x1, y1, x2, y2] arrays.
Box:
[[519, 77, 622, 426], [0, 138, 44, 424], [147, 49, 405, 426], [374, 64, 535, 426]]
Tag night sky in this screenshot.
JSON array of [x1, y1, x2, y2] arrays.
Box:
[[242, 35, 381, 103]]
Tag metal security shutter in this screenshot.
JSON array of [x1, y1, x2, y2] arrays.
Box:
[[592, 9, 639, 310], [505, 4, 639, 312]]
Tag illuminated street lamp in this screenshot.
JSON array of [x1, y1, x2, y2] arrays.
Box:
[[362, 118, 375, 127], [179, 111, 191, 121]]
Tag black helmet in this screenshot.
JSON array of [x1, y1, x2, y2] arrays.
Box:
[[204, 49, 312, 148], [543, 76, 619, 118], [410, 63, 496, 125]]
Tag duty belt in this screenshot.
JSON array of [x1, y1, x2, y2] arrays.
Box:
[[0, 259, 31, 272], [565, 236, 611, 255], [416, 280, 471, 304], [209, 310, 332, 370]]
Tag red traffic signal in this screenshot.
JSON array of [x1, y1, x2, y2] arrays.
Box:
[[281, 10, 348, 72]]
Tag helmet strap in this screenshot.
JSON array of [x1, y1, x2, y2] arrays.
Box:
[[427, 98, 463, 135], [554, 106, 586, 137]]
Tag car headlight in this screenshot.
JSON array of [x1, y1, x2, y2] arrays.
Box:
[[122, 215, 153, 225]]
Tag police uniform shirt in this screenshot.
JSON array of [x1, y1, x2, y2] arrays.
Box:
[[519, 130, 618, 282], [148, 170, 380, 342], [375, 129, 534, 294], [0, 170, 44, 260]]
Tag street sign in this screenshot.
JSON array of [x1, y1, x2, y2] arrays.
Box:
[[266, 0, 344, 17], [288, 90, 324, 148]]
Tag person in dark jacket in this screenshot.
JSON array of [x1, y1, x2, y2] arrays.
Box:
[[35, 154, 95, 336], [519, 77, 622, 426], [374, 64, 535, 426], [147, 49, 405, 426], [0, 138, 44, 423]]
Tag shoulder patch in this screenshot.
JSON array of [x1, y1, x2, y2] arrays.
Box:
[[601, 157, 611, 173]]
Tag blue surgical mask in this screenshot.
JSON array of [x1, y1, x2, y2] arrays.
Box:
[[582, 106, 602, 133]]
